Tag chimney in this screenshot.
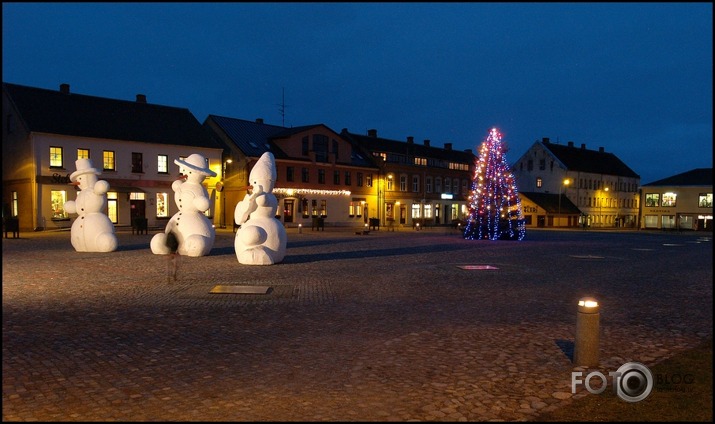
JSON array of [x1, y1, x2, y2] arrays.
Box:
[[599, 146, 605, 153], [581, 144, 586, 149], [407, 136, 414, 144], [542, 137, 550, 144], [567, 141, 574, 148], [59, 83, 70, 94], [136, 94, 147, 103], [256, 118, 264, 124], [423, 139, 430, 147], [367, 129, 377, 137], [444, 142, 452, 150]]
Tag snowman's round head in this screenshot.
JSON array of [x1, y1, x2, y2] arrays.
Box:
[[74, 172, 98, 190], [174, 154, 216, 182]]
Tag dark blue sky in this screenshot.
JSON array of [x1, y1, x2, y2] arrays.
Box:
[[3, 2, 712, 184]]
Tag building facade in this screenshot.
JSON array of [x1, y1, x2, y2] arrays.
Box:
[[2, 82, 223, 232], [640, 168, 713, 231], [340, 129, 476, 228], [512, 138, 641, 228], [204, 115, 379, 229]]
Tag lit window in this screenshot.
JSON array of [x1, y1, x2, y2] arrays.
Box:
[[699, 193, 713, 208], [158, 155, 169, 174], [645, 193, 660, 207], [11, 191, 18, 216], [156, 193, 169, 217], [107, 192, 118, 223], [536, 178, 542, 188], [77, 148, 90, 159], [50, 146, 63, 168], [50, 190, 68, 219], [103, 151, 115, 171], [662, 192, 677, 207], [301, 198, 309, 218]]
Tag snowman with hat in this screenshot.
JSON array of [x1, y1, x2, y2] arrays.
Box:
[[151, 153, 217, 257], [64, 158, 118, 252], [234, 151, 287, 265]]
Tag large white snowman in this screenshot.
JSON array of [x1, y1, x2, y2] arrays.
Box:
[[234, 152, 287, 265], [64, 158, 118, 253], [150, 153, 217, 257]]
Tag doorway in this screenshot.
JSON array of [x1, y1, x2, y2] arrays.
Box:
[[283, 199, 294, 223]]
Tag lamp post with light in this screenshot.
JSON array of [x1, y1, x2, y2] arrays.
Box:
[[558, 178, 570, 227]]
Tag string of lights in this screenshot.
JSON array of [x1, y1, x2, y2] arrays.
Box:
[[463, 128, 526, 241], [273, 188, 352, 197]]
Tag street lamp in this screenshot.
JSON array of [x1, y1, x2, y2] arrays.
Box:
[[221, 158, 233, 228], [558, 178, 570, 227]]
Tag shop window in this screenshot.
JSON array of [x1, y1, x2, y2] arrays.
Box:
[[51, 190, 68, 219], [157, 193, 169, 217]]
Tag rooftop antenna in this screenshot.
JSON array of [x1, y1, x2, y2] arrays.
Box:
[[278, 87, 288, 127]]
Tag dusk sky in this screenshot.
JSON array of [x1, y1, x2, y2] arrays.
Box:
[[3, 2, 712, 184]]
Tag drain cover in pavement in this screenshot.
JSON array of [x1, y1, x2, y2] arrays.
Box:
[[210, 285, 272, 294], [457, 265, 499, 270], [569, 255, 604, 259]]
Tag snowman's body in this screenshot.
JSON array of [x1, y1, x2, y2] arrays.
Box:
[[64, 159, 118, 253], [151, 154, 216, 257], [234, 152, 287, 265]]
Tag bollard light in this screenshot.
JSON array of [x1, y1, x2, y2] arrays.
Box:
[[574, 297, 600, 367], [298, 223, 302, 234], [416, 223, 420, 231]]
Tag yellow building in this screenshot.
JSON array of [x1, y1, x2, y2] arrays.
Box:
[[640, 168, 713, 231]]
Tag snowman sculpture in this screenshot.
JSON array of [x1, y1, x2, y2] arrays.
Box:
[[234, 152, 287, 265], [150, 153, 217, 257], [64, 158, 118, 253]]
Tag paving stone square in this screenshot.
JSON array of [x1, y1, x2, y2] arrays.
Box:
[[3, 227, 712, 421]]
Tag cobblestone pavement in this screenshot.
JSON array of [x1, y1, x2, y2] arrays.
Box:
[[3, 227, 712, 421]]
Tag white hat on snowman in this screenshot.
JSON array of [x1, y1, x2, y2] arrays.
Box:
[[70, 158, 101, 182], [174, 154, 217, 177]]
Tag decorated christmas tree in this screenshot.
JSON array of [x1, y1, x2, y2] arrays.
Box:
[[463, 128, 525, 241]]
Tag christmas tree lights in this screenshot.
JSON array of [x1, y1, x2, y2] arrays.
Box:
[[463, 128, 526, 241]]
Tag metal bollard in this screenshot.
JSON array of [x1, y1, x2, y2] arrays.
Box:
[[574, 297, 600, 367]]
